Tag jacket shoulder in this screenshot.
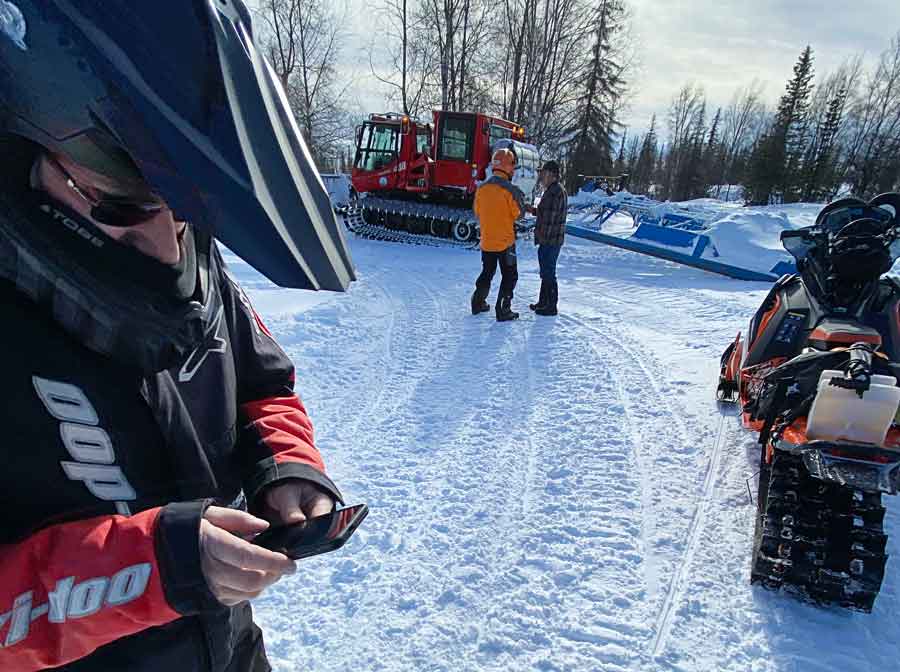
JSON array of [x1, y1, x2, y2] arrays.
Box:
[[548, 182, 566, 198], [484, 178, 524, 207]]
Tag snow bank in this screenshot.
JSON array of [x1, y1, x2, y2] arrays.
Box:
[[702, 203, 821, 273]]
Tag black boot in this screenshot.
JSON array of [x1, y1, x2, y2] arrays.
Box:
[[529, 281, 549, 312], [535, 281, 558, 316], [496, 295, 519, 322], [471, 288, 490, 315]]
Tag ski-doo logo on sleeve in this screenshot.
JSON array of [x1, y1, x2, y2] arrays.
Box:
[[0, 1, 27, 51], [0, 564, 151, 648], [32, 377, 136, 516]]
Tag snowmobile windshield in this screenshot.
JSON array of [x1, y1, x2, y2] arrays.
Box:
[[0, 0, 355, 291], [781, 230, 816, 262], [783, 193, 900, 265], [819, 203, 893, 235]]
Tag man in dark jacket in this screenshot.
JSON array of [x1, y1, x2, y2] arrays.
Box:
[[529, 161, 568, 316], [0, 3, 356, 671]]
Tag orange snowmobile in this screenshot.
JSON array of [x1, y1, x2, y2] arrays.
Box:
[[718, 193, 900, 611]]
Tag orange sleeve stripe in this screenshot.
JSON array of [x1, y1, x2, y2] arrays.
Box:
[[242, 396, 325, 470]]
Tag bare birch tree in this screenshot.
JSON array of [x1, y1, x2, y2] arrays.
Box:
[[256, 0, 353, 168], [841, 33, 900, 197], [368, 0, 435, 117]]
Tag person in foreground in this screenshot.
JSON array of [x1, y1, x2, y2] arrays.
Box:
[[529, 161, 568, 316], [471, 148, 527, 322], [0, 2, 356, 671]]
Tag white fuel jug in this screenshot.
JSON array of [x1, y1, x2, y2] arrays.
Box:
[[807, 370, 900, 446]]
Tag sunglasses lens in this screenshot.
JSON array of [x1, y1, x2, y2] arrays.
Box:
[[91, 202, 163, 228]]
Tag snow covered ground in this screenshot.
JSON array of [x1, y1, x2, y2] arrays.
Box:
[[222, 223, 900, 672]]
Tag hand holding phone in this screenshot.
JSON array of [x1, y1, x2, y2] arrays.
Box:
[[252, 504, 368, 560]]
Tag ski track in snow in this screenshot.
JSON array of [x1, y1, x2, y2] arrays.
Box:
[[226, 233, 900, 672]]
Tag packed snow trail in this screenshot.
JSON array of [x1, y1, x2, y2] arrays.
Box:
[[221, 230, 900, 672]]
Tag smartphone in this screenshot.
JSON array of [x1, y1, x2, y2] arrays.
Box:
[[252, 504, 368, 560]]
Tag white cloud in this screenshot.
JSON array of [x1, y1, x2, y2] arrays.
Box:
[[621, 0, 900, 134]]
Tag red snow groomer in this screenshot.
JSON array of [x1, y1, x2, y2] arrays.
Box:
[[350, 110, 539, 244], [717, 193, 900, 611]]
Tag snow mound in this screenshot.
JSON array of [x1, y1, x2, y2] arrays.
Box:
[[703, 204, 821, 272]]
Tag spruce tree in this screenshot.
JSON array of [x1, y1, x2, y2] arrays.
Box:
[[704, 107, 723, 195], [746, 46, 815, 204], [613, 131, 628, 176], [632, 115, 658, 195], [564, 0, 627, 193], [802, 85, 847, 201], [780, 46, 815, 200]]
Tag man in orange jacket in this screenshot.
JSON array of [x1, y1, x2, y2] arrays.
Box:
[[471, 148, 527, 321]]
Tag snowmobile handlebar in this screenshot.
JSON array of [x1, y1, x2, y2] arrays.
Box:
[[829, 342, 875, 398]]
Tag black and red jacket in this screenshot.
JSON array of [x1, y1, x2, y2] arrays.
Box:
[[0, 235, 342, 671]]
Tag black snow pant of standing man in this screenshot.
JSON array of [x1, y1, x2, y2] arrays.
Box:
[[471, 244, 519, 321]]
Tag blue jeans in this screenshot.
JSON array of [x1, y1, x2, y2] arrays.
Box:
[[538, 244, 561, 281]]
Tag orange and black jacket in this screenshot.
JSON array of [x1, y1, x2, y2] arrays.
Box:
[[0, 239, 341, 671], [473, 176, 526, 252]]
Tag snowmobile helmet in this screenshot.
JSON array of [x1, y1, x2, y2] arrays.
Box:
[[0, 0, 355, 291], [823, 193, 900, 283], [830, 219, 894, 282], [491, 148, 517, 179]]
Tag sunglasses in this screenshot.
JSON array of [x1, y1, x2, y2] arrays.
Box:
[[51, 157, 167, 228]]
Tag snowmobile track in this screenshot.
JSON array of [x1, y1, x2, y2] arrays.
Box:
[[559, 313, 694, 450]]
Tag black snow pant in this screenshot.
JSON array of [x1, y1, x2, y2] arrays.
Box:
[[475, 244, 518, 300]]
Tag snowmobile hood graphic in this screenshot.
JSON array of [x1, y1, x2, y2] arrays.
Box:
[[0, 0, 356, 291]]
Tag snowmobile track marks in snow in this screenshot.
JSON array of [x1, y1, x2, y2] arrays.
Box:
[[650, 403, 738, 658], [560, 311, 739, 659]]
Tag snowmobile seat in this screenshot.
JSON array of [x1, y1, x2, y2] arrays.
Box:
[[809, 319, 882, 350]]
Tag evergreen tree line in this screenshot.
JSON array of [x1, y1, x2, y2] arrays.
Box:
[[619, 33, 900, 204]]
